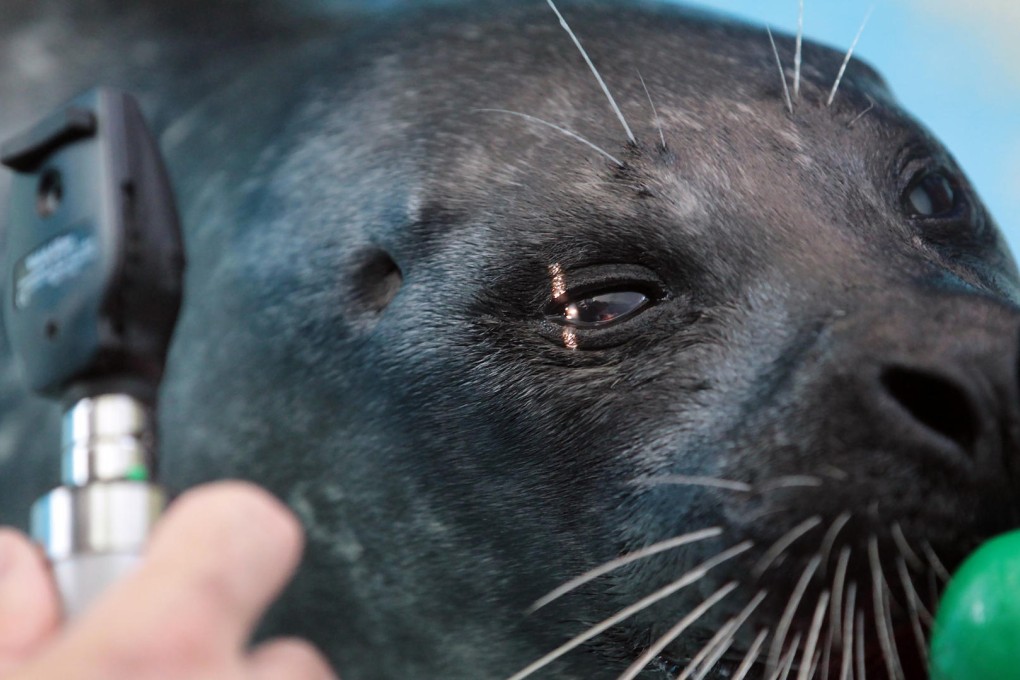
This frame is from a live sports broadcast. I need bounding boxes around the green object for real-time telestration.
[931,529,1020,680]
[124,463,149,482]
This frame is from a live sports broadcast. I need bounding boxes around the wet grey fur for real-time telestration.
[2,1,1020,678]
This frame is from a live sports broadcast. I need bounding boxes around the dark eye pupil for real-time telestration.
[562,291,649,327]
[907,172,956,217]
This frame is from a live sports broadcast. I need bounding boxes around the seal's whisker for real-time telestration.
[636,70,666,150]
[527,526,724,613]
[685,624,740,680]
[819,512,853,574]
[898,558,930,671]
[854,610,866,680]
[868,537,904,680]
[820,628,833,680]
[766,26,794,115]
[926,568,939,614]
[689,627,740,680]
[756,475,824,492]
[881,587,905,676]
[793,0,804,100]
[544,0,636,144]
[819,465,849,481]
[839,583,857,680]
[826,4,876,107]
[846,94,875,129]
[632,474,752,492]
[733,628,771,680]
[766,554,822,672]
[616,582,739,680]
[830,547,851,651]
[890,523,925,572]
[797,590,830,680]
[894,556,933,626]
[920,539,951,582]
[472,108,624,167]
[773,633,802,680]
[505,541,753,680]
[680,590,768,680]
[755,516,823,576]
[808,649,823,680]
[824,548,851,680]
[882,580,906,679]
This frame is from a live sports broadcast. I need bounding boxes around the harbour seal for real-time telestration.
[1,1,1019,678]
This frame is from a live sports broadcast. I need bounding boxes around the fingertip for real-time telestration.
[248,637,339,680]
[0,528,61,671]
[159,481,304,562]
[0,528,25,575]
[80,481,307,655]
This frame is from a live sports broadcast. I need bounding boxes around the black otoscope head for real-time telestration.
[1,88,184,405]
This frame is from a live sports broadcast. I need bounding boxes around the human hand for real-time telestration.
[0,482,337,679]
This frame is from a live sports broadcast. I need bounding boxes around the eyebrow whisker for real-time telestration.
[637,69,667,150]
[766,26,794,115]
[794,0,805,100]
[545,0,637,144]
[472,108,624,167]
[827,4,876,107]
[847,94,875,128]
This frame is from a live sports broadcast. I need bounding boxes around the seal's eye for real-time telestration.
[904,171,959,218]
[555,290,650,328]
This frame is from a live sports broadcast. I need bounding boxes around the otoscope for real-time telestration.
[1,88,184,618]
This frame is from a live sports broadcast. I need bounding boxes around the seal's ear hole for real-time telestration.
[350,249,403,314]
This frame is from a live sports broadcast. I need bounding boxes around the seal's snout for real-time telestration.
[691,301,1020,680]
[718,296,1020,645]
[803,297,1020,486]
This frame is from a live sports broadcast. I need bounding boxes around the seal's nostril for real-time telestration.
[880,366,980,455]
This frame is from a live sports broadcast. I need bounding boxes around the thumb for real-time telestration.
[52,481,305,673]
[0,529,61,675]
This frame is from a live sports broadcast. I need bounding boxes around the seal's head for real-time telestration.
[4,0,1016,678]
[153,1,1020,677]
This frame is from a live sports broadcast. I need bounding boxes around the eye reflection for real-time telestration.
[906,171,957,218]
[562,327,578,350]
[549,263,575,350]
[548,263,567,300]
[562,291,650,327]
[546,264,655,349]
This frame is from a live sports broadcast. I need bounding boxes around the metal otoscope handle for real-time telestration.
[1,88,184,617]
[32,395,166,618]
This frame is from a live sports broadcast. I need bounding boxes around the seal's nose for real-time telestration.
[879,364,982,458]
[807,295,1020,479]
